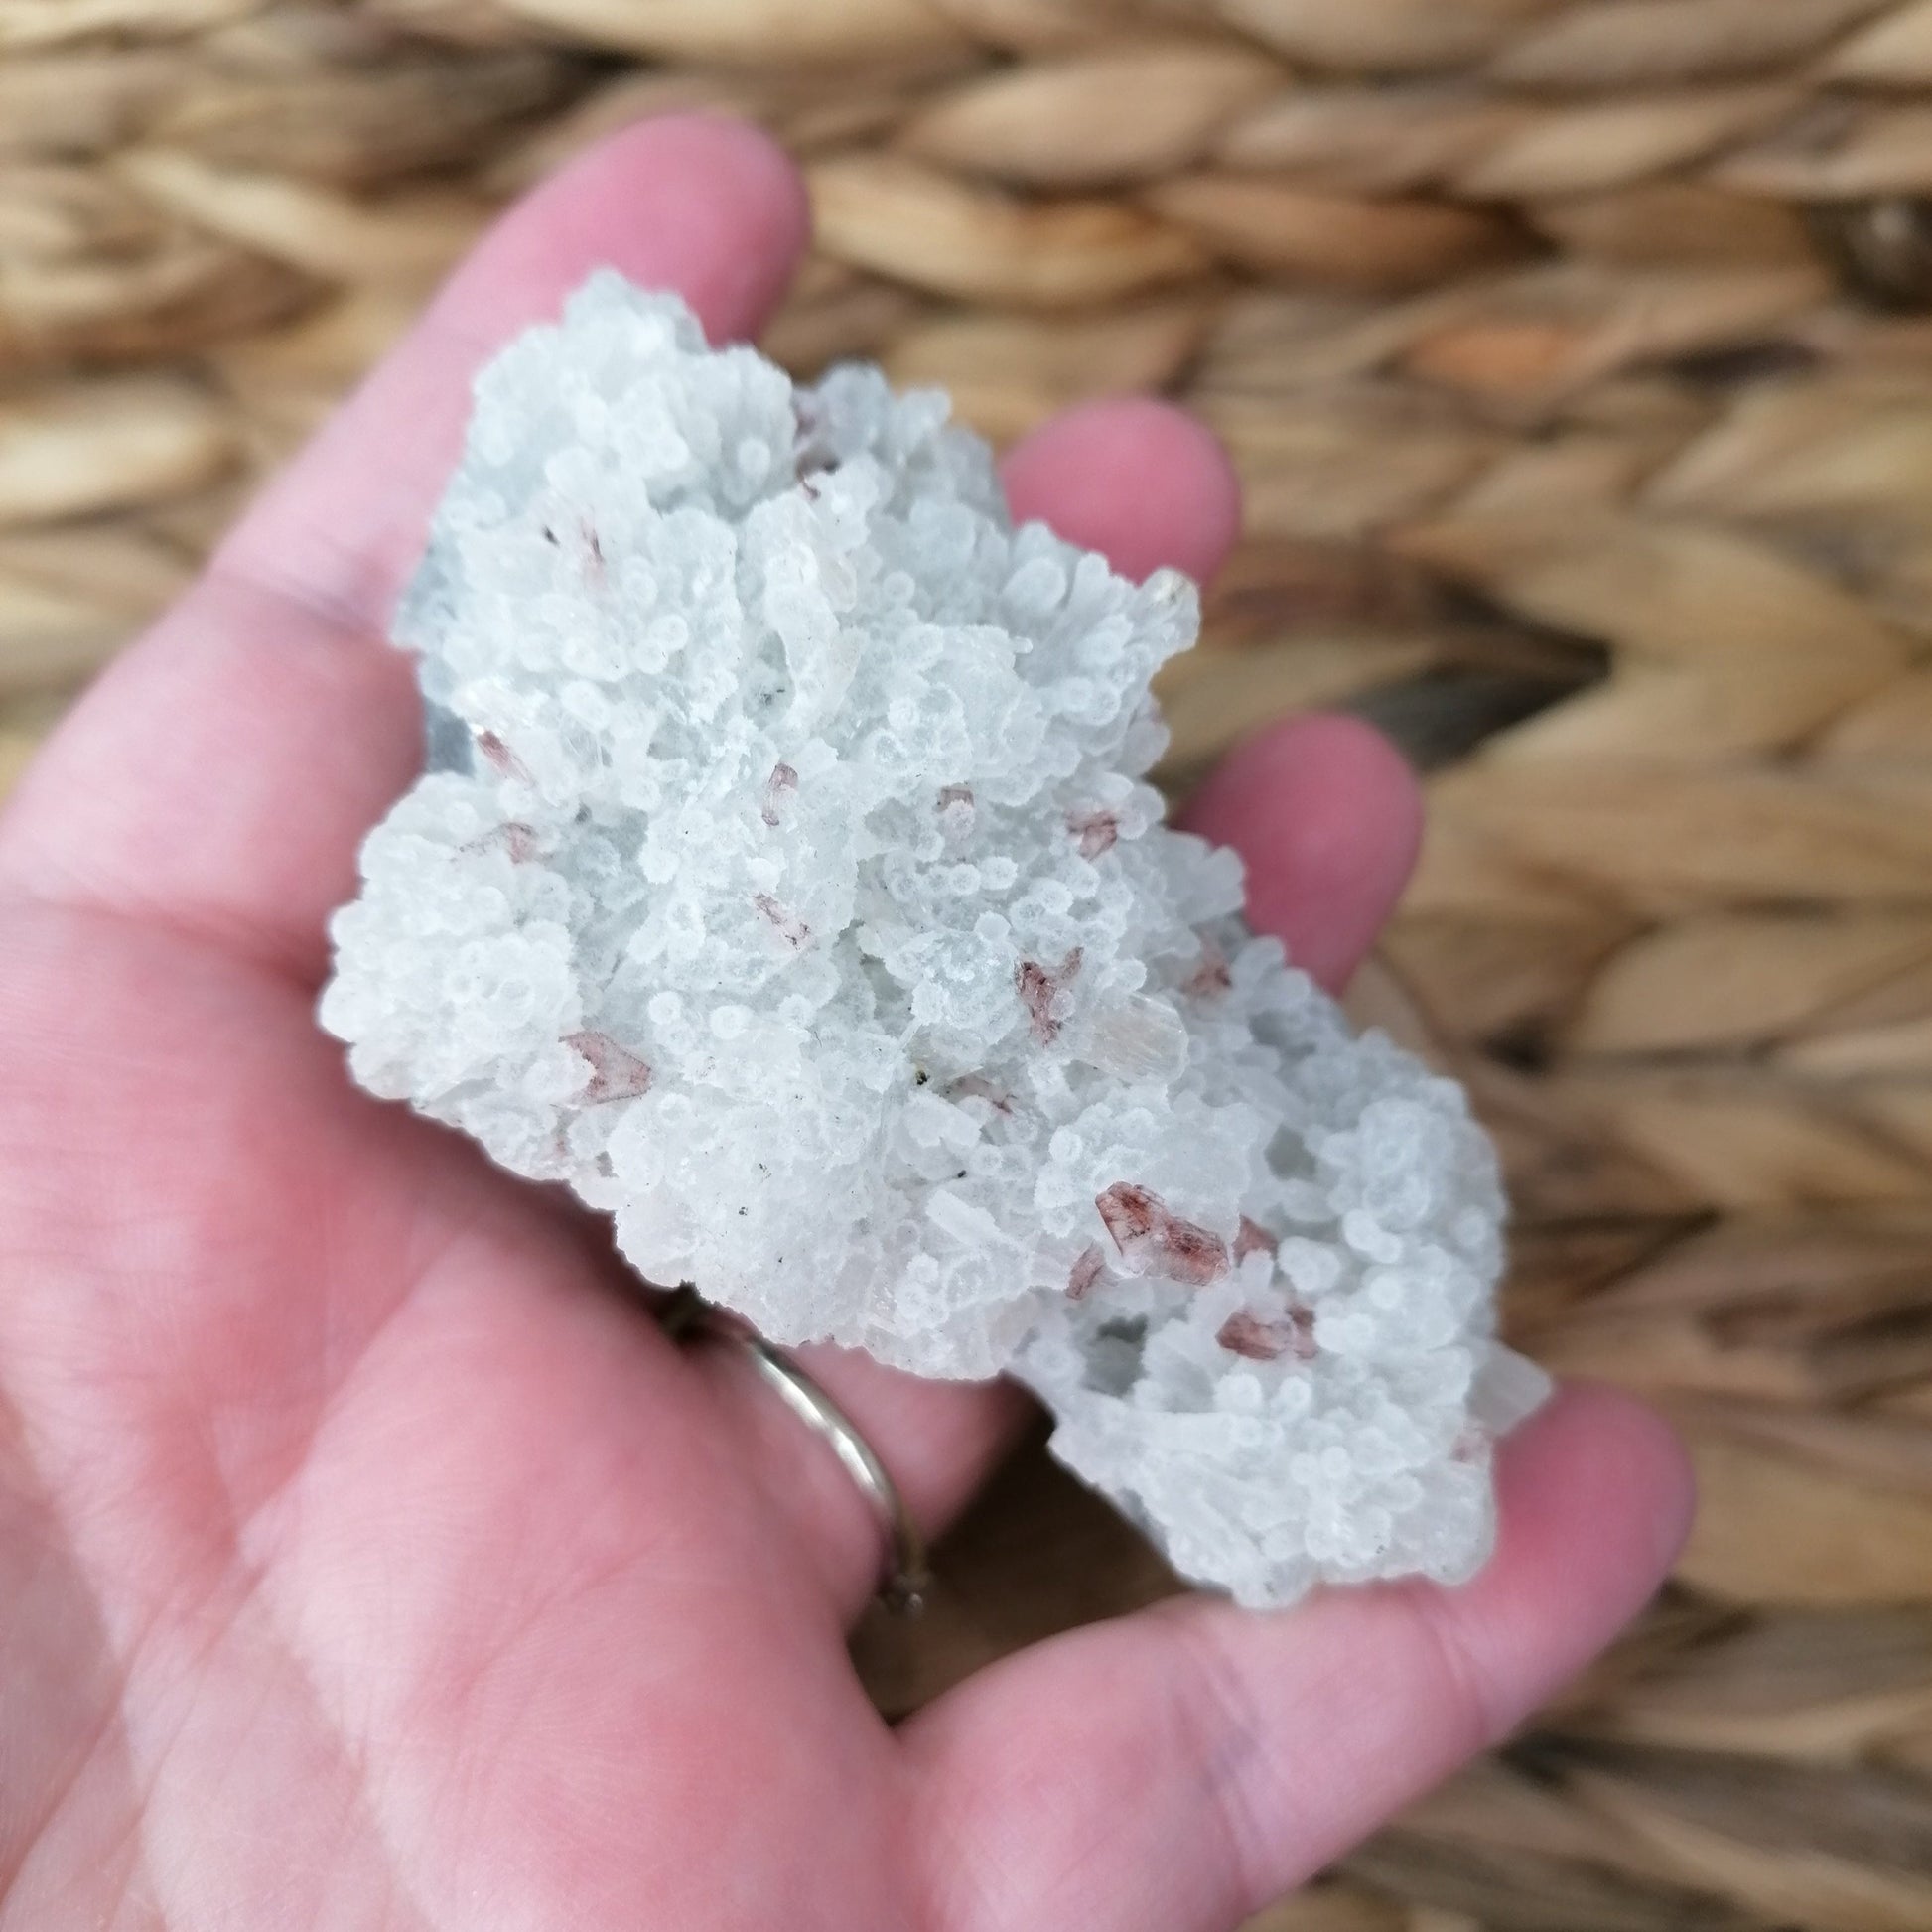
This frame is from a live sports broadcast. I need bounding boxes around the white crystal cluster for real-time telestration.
[321,273,1545,1607]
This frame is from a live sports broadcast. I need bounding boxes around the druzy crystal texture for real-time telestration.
[321,272,1546,1607]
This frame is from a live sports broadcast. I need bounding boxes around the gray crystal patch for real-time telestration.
[422,696,475,775]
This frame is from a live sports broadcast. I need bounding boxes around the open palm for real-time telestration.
[0,119,1691,1931]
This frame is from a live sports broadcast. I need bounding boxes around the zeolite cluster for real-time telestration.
[321,272,1546,1607]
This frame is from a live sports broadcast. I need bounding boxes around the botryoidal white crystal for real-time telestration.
[321,272,1548,1608]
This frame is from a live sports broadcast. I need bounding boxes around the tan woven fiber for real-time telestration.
[17,2,1932,1926]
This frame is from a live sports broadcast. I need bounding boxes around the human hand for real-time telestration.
[0,117,1692,1931]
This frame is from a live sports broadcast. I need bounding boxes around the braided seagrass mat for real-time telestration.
[16,1,1932,1924]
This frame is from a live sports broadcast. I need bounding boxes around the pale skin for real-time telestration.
[0,119,1694,1931]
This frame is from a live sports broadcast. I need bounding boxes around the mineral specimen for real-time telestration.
[320,272,1546,1607]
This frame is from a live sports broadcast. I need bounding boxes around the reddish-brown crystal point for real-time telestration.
[1068,807,1119,860]
[463,821,540,863]
[1068,1244,1106,1300]
[476,730,531,782]
[753,893,809,949]
[1017,947,1082,1044]
[1216,1311,1291,1360]
[1234,1216,1278,1262]
[565,1030,654,1103]
[1095,1181,1230,1286]
[761,762,799,827]
[950,1073,1014,1114]
[1183,936,1232,997]
[1215,1305,1315,1362]
[1096,1180,1159,1248]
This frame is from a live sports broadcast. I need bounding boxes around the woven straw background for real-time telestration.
[14,1,1932,1925]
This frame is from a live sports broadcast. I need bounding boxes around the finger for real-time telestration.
[1180,712,1423,994]
[694,402,1243,1620]
[0,115,811,977]
[902,1384,1695,1932]
[1001,399,1242,587]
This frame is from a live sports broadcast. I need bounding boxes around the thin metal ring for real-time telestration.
[660,1288,931,1616]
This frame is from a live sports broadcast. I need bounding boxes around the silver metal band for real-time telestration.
[660,1288,930,1615]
